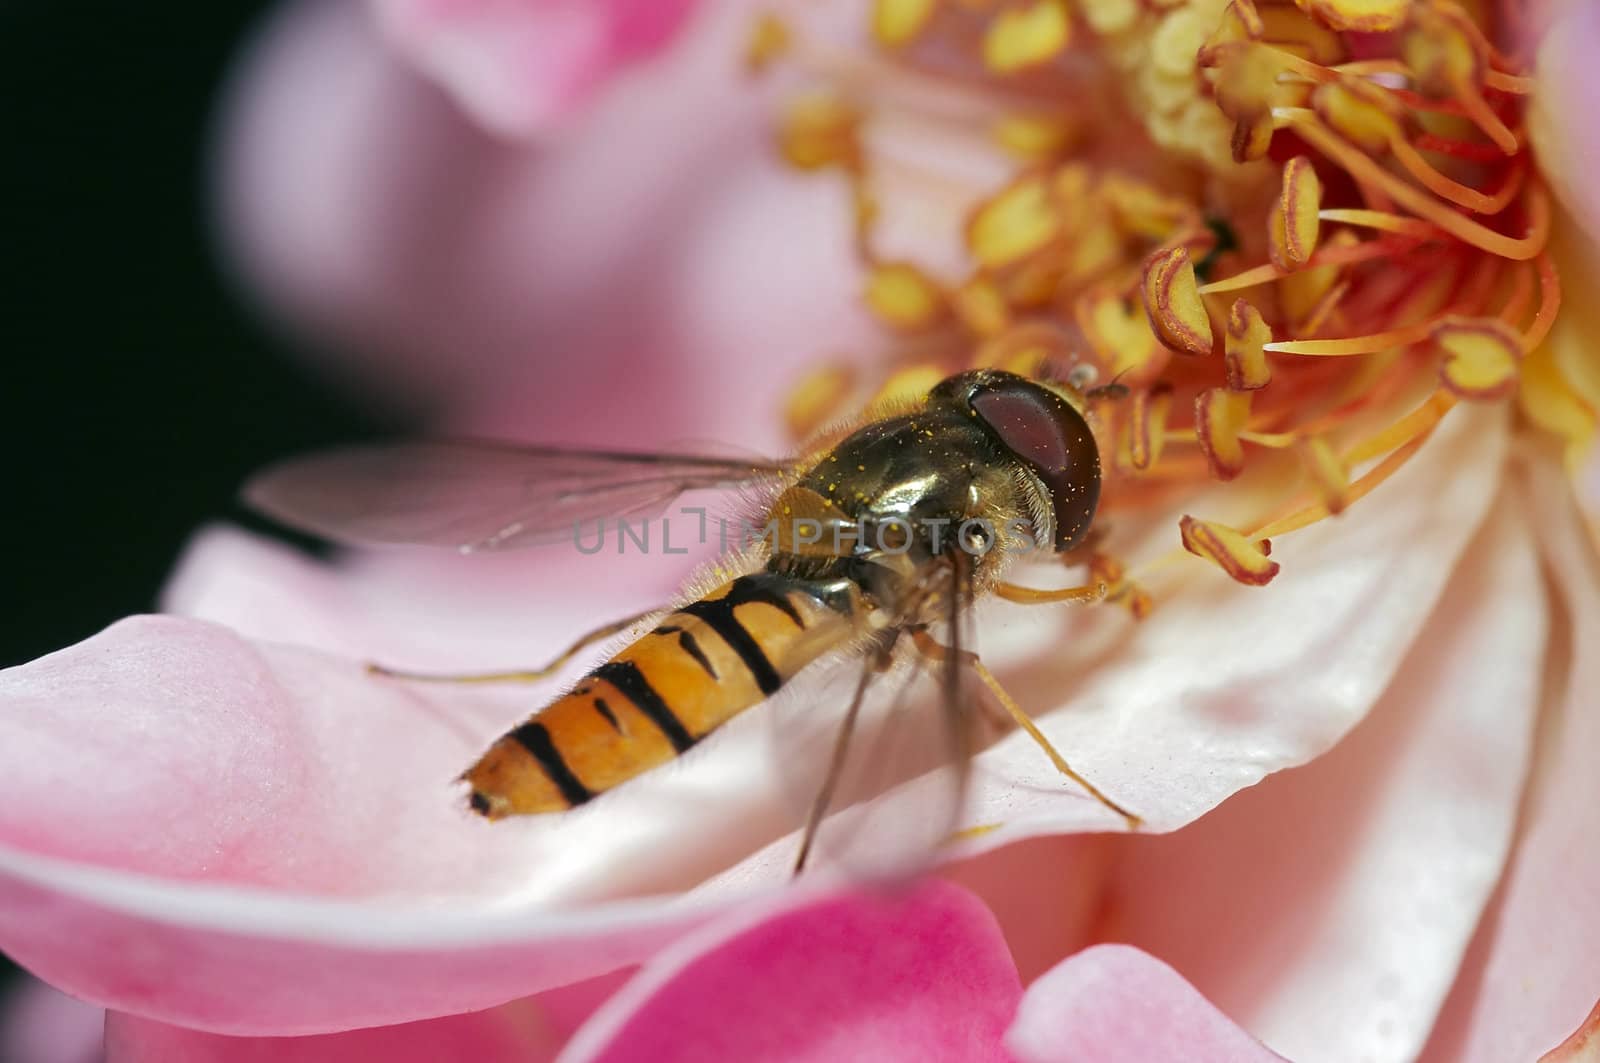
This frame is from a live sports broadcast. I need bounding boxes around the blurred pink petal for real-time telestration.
[1005,945,1283,1063]
[214,0,873,442]
[1085,494,1545,1062]
[1421,452,1600,1062]
[108,1001,543,1063]
[559,882,1020,1063]
[371,0,699,138]
[104,968,628,1062]
[161,524,695,671]
[0,977,104,1063]
[1534,2,1600,248]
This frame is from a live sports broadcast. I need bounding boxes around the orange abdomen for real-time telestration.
[463,573,860,818]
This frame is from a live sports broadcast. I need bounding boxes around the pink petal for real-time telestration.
[372,0,699,138]
[107,1003,543,1063]
[103,968,629,1062]
[214,0,873,441]
[1071,492,1546,1062]
[1005,945,1284,1063]
[0,616,733,1033]
[708,405,1512,882]
[161,524,694,670]
[1421,451,1600,1062]
[558,881,1021,1063]
[0,977,105,1063]
[1533,3,1600,249]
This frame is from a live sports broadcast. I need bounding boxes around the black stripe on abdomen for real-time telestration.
[678,599,781,694]
[594,661,697,753]
[653,624,719,680]
[509,721,592,806]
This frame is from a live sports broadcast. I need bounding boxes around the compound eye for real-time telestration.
[969,380,1101,551]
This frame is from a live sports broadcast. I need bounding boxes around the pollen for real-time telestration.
[764,0,1572,596]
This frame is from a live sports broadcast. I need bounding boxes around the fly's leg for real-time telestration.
[999,551,1153,619]
[367,609,660,684]
[792,636,899,877]
[908,630,1141,830]
[993,581,1107,604]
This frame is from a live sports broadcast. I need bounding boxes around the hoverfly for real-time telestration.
[247,368,1140,872]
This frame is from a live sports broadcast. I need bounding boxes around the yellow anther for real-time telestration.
[1195,387,1252,480]
[869,365,950,410]
[1279,228,1357,327]
[973,322,1073,375]
[1141,246,1214,357]
[1224,299,1273,390]
[1400,4,1482,99]
[1101,174,1198,241]
[1151,7,1214,79]
[1268,156,1323,272]
[1124,385,1173,471]
[1519,345,1598,474]
[952,276,1011,337]
[778,92,861,170]
[1079,0,1138,35]
[1199,0,1264,64]
[1179,515,1280,585]
[874,0,940,47]
[1311,79,1403,155]
[967,174,1062,269]
[982,0,1071,75]
[1077,288,1170,383]
[744,13,791,74]
[993,113,1077,160]
[864,262,946,331]
[785,363,857,440]
[1256,4,1343,64]
[1206,42,1297,161]
[1291,0,1409,33]
[1296,436,1349,514]
[1003,257,1066,309]
[1434,317,1525,401]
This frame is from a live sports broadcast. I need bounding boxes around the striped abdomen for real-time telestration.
[463,573,861,818]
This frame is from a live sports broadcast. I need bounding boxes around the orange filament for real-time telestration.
[1285,114,1549,260]
[1198,235,1423,294]
[1390,139,1524,213]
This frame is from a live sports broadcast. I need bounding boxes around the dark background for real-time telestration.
[1,2,395,995]
[1,2,397,673]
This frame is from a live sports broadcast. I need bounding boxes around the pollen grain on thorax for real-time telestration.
[754,0,1590,601]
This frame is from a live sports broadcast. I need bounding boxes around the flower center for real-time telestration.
[759,0,1572,601]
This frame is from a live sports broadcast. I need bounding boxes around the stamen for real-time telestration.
[1283,114,1549,260]
[1389,138,1523,213]
[767,0,1557,599]
[1263,318,1437,356]
[1141,246,1215,356]
[1199,234,1420,293]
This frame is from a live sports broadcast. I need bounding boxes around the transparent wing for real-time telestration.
[243,440,787,552]
[768,557,978,881]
